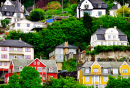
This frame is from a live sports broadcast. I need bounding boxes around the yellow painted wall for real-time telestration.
[120,62,130,75]
[56,63,62,70]
[79,69,83,84]
[49,55,55,60]
[91,62,101,74]
[84,76,92,84]
[100,76,107,84]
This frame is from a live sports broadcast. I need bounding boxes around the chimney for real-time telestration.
[2,36,5,41]
[19,37,21,41]
[1,2,3,7]
[64,41,68,47]
[78,49,80,53]
[114,26,117,29]
[99,25,102,29]
[40,55,42,60]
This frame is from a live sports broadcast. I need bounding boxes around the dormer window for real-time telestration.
[19,66,23,71]
[98,4,102,8]
[84,5,89,9]
[49,67,53,72]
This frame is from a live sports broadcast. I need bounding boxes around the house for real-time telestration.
[78,61,130,88]
[90,26,129,50]
[0,37,34,81]
[0,0,25,26]
[9,19,44,33]
[49,41,78,71]
[5,58,58,84]
[109,2,130,16]
[77,0,107,18]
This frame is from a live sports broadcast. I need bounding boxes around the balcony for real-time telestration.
[9,50,24,54]
[91,72,101,75]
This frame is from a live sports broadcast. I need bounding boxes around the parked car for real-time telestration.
[60,70,68,73]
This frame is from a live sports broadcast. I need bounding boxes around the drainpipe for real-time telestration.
[78,7,80,18]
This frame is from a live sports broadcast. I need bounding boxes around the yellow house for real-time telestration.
[78,61,130,88]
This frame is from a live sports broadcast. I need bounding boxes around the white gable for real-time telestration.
[16,19,34,24]
[4,0,13,5]
[80,0,93,9]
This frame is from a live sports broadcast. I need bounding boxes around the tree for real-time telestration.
[43,76,92,88]
[104,0,129,6]
[115,5,130,16]
[7,67,42,88]
[1,19,10,28]
[69,0,78,4]
[106,75,130,88]
[46,1,62,10]
[30,8,45,21]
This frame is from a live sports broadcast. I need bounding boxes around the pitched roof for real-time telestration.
[110,4,118,10]
[0,40,34,48]
[77,0,107,9]
[56,43,78,49]
[82,61,127,68]
[93,27,127,41]
[12,59,58,73]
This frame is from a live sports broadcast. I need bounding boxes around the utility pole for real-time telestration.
[123,0,124,17]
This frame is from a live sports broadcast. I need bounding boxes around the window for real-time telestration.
[103,69,108,73]
[38,67,42,72]
[17,14,21,18]
[56,49,62,54]
[19,66,23,71]
[43,67,46,72]
[94,68,98,72]
[9,48,14,51]
[113,35,116,39]
[85,68,89,73]
[108,35,111,39]
[0,62,2,66]
[17,48,22,51]
[92,76,99,81]
[108,42,111,45]
[111,30,113,32]
[84,5,89,9]
[17,23,20,27]
[1,47,7,51]
[6,12,10,16]
[17,55,21,59]
[98,11,102,16]
[1,54,7,58]
[113,69,118,74]
[121,43,124,45]
[69,49,73,53]
[27,24,30,27]
[9,55,14,59]
[101,42,103,45]
[49,67,53,72]
[43,76,45,80]
[113,42,115,45]
[4,62,7,66]
[34,61,36,65]
[104,77,108,82]
[25,55,31,59]
[123,69,128,73]
[98,4,102,8]
[25,48,31,52]
[56,55,63,60]
[83,11,92,15]
[86,76,89,82]
[37,62,40,65]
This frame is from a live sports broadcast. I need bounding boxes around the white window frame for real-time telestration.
[43,76,45,80]
[94,68,98,72]
[37,61,40,65]
[43,67,46,72]
[108,35,111,39]
[49,67,53,72]
[34,61,36,65]
[103,69,108,73]
[37,67,42,72]
[17,55,22,59]
[98,11,102,16]
[86,76,89,82]
[17,23,20,27]
[113,35,116,39]
[104,77,108,82]
[85,68,89,73]
[9,55,14,59]
[113,41,115,45]
[27,24,30,27]
[113,69,118,74]
[19,66,23,71]
[123,69,128,73]
[101,42,103,45]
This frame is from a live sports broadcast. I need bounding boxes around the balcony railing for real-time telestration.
[91,72,101,75]
[9,50,24,54]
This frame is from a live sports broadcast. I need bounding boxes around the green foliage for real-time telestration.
[62,58,76,72]
[46,1,61,10]
[86,45,130,55]
[43,76,91,88]
[69,0,78,4]
[106,75,130,88]
[21,0,34,7]
[7,67,42,88]
[115,6,130,16]
[104,0,129,6]
[103,0,114,13]
[30,8,45,21]
[1,19,10,28]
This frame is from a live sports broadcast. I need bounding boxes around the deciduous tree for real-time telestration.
[1,19,9,28]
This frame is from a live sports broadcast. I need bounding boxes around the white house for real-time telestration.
[77,0,107,18]
[90,26,129,51]
[0,0,25,26]
[109,2,130,16]
[0,37,34,73]
[9,19,44,33]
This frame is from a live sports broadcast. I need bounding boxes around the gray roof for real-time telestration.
[77,0,107,9]
[110,4,118,10]
[56,43,78,49]
[12,59,58,73]
[0,40,34,48]
[93,27,127,41]
[82,61,127,68]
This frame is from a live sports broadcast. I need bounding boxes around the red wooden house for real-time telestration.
[5,58,58,84]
